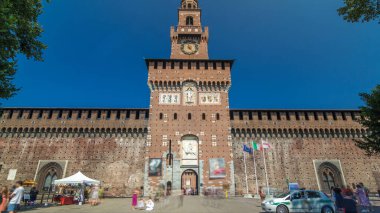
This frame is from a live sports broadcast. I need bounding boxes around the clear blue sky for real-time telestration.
[3,0,380,109]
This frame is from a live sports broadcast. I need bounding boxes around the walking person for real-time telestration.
[7,181,24,213]
[259,186,266,202]
[90,184,100,206]
[29,187,38,204]
[355,184,371,212]
[131,188,139,210]
[0,186,9,213]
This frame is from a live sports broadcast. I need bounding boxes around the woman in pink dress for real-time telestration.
[0,186,9,212]
[131,188,139,210]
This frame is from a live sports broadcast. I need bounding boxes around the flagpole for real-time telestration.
[261,139,270,195]
[243,145,249,195]
[252,141,259,196]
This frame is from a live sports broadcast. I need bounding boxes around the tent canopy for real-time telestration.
[53,172,100,185]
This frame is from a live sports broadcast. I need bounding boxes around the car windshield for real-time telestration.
[274,192,290,198]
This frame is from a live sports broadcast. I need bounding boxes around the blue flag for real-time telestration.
[243,144,253,154]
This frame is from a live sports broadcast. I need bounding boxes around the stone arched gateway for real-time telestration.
[317,162,344,193]
[36,162,64,191]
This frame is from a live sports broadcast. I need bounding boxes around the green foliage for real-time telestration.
[0,0,49,99]
[355,85,380,156]
[338,0,380,23]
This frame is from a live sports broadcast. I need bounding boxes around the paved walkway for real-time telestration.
[23,196,380,213]
[23,197,262,213]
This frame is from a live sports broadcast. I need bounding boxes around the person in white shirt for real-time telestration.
[7,181,25,213]
[145,197,154,211]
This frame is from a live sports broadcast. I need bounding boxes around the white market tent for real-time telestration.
[53,172,100,185]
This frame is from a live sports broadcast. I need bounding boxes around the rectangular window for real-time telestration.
[162,61,166,69]
[126,110,130,119]
[213,62,217,70]
[77,110,82,120]
[286,112,291,121]
[179,62,183,69]
[258,112,262,120]
[248,112,253,120]
[37,110,43,119]
[295,112,300,121]
[154,61,158,69]
[136,111,140,120]
[87,111,92,119]
[350,112,356,121]
[27,110,33,119]
[333,112,337,120]
[276,112,281,120]
[116,111,121,120]
[239,112,243,120]
[230,111,234,120]
[171,62,175,69]
[267,112,272,120]
[222,62,225,70]
[205,62,209,70]
[57,110,63,120]
[342,112,347,120]
[0,110,3,119]
[7,110,13,119]
[145,110,149,119]
[196,62,200,70]
[304,112,309,121]
[48,110,53,119]
[188,62,191,69]
[17,110,23,119]
[106,111,111,120]
[67,111,72,120]
[97,110,102,120]
[314,112,319,121]
[323,112,328,120]
[202,113,206,120]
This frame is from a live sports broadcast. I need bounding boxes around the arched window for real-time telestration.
[202,113,206,120]
[186,16,194,26]
[43,172,57,191]
[216,113,220,120]
[174,113,178,120]
[322,170,336,190]
[159,113,163,120]
[188,113,192,120]
[188,3,192,9]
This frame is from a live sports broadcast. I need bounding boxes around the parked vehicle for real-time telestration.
[261,190,335,213]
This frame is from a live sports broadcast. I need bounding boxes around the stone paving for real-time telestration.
[23,196,380,213]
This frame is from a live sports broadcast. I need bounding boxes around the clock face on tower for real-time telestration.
[181,40,199,55]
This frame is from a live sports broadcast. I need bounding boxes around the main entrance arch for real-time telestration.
[181,169,198,195]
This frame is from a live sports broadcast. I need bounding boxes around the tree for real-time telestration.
[338,0,380,23]
[355,85,380,156]
[0,0,49,99]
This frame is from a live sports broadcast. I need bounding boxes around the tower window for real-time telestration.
[188,113,192,120]
[7,110,13,119]
[171,62,175,69]
[342,112,347,120]
[116,111,121,120]
[314,112,319,121]
[323,112,328,120]
[239,112,243,120]
[196,62,200,69]
[188,4,192,9]
[188,62,192,69]
[126,110,130,119]
[205,62,209,70]
[222,62,225,70]
[286,112,291,120]
[248,112,253,120]
[213,62,217,70]
[202,113,206,120]
[179,62,183,69]
[216,113,220,120]
[267,112,272,120]
[17,110,23,119]
[304,112,309,121]
[162,61,166,69]
[186,16,194,26]
[174,113,177,120]
[136,111,140,120]
[48,110,53,119]
[276,112,281,120]
[258,112,262,120]
[333,112,337,120]
[106,110,111,120]
[159,113,163,120]
[27,110,33,119]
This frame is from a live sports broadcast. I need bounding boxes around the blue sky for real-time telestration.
[3,0,380,109]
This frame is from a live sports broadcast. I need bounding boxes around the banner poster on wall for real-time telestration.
[209,158,226,179]
[149,158,162,177]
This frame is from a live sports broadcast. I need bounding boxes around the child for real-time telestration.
[145,196,154,211]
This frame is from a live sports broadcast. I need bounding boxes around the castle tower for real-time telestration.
[170,0,209,59]
[144,0,234,195]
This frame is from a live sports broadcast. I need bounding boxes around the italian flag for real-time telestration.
[252,141,260,151]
